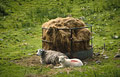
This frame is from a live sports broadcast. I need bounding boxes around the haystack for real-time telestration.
[42,17,91,54]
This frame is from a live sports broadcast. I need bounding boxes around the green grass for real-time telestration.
[0,0,120,77]
[0,60,51,77]
[54,65,120,77]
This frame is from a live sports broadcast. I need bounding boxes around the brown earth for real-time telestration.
[14,55,41,67]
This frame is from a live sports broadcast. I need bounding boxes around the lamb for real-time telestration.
[36,49,68,65]
[54,56,83,68]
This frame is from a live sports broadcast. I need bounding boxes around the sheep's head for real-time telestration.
[36,49,45,56]
[59,56,66,63]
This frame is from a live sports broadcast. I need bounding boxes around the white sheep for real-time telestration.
[54,56,83,68]
[36,49,68,65]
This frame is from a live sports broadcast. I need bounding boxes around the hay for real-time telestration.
[42,17,91,54]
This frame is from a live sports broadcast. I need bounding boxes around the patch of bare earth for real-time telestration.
[14,54,113,77]
[14,55,41,66]
[13,55,84,76]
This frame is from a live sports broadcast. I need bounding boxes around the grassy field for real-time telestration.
[0,0,120,77]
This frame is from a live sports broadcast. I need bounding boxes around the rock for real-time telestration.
[104,56,109,59]
[22,43,28,45]
[95,52,100,56]
[103,37,106,40]
[84,62,88,65]
[96,60,101,64]
[0,39,3,41]
[28,53,31,56]
[114,35,119,39]
[112,34,119,39]
[103,54,106,57]
[79,16,85,20]
[103,55,109,59]
[114,54,120,58]
[109,42,113,44]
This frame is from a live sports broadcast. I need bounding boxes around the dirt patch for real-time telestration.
[13,54,96,67]
[13,55,109,77]
[13,53,103,67]
[14,55,84,77]
[14,55,41,67]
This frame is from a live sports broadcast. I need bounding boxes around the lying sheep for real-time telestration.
[36,49,68,65]
[54,56,83,68]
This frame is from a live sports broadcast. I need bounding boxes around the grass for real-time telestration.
[54,65,120,77]
[0,0,120,77]
[0,60,51,77]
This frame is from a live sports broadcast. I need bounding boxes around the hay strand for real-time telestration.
[42,17,91,54]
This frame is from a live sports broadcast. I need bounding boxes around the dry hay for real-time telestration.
[42,17,91,54]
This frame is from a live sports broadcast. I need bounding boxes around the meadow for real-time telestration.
[0,0,120,77]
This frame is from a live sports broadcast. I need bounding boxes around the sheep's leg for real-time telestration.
[54,64,64,68]
[39,57,43,64]
[59,65,64,68]
[40,60,43,64]
[54,65,64,68]
[40,59,45,64]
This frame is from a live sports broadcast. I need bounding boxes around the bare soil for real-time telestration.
[14,55,41,67]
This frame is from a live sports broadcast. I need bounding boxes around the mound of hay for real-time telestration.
[42,17,91,54]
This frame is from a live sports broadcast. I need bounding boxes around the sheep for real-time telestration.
[36,49,68,65]
[54,56,83,68]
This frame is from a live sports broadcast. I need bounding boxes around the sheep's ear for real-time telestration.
[42,50,44,53]
[41,50,46,55]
